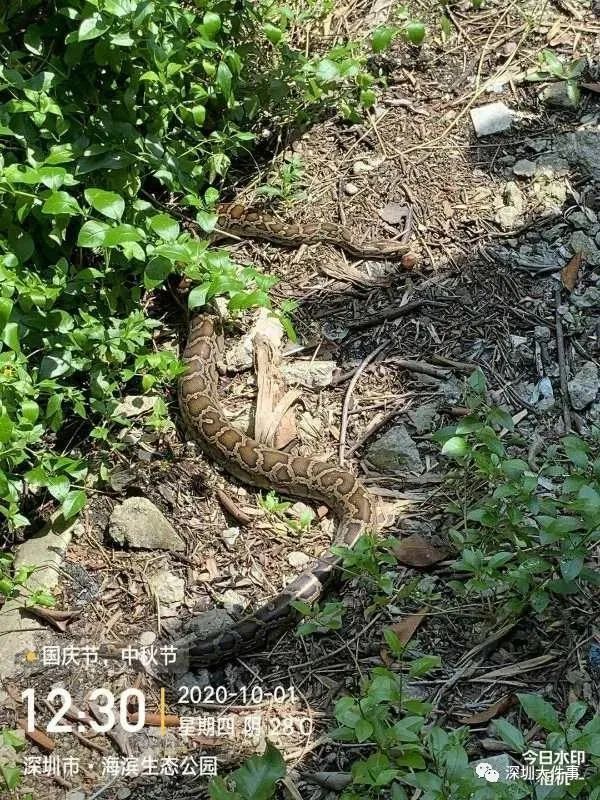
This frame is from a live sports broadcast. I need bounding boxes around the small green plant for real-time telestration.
[524,50,587,105]
[258,490,314,534]
[291,598,344,635]
[0,729,26,794]
[208,741,285,800]
[255,156,306,203]
[0,553,54,608]
[333,533,400,607]
[434,370,600,616]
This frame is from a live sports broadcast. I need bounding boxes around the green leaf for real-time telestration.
[264,23,282,44]
[208,777,242,800]
[76,13,109,42]
[148,214,180,242]
[404,21,426,45]
[77,219,110,247]
[354,718,373,742]
[62,490,86,520]
[517,693,561,732]
[0,764,22,791]
[39,350,73,378]
[493,718,525,751]
[41,191,82,216]
[231,742,286,800]
[441,436,468,458]
[203,11,221,37]
[216,62,232,98]
[84,188,125,220]
[47,475,71,502]
[371,26,397,53]
[0,297,13,330]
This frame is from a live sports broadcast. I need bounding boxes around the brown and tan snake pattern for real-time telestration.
[212,203,410,259]
[178,315,384,665]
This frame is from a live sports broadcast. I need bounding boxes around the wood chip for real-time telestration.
[455,694,516,724]
[561,252,582,292]
[392,533,449,567]
[386,609,426,645]
[18,719,55,751]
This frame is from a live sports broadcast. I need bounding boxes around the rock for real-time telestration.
[512,159,536,177]
[222,589,248,613]
[113,395,159,418]
[148,568,185,605]
[109,497,185,551]
[352,156,384,174]
[535,154,570,178]
[494,181,524,230]
[0,513,81,679]
[571,286,600,308]
[221,527,240,549]
[344,182,359,195]
[470,101,515,136]
[570,231,600,266]
[539,81,579,109]
[555,131,600,181]
[66,792,87,800]
[533,377,555,411]
[288,551,311,568]
[568,210,595,231]
[534,325,551,341]
[378,202,409,225]
[139,631,156,646]
[365,424,423,473]
[281,360,336,388]
[184,608,234,639]
[225,308,284,371]
[568,362,599,410]
[407,402,439,434]
[117,790,132,800]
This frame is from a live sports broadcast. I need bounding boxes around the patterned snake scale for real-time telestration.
[178,315,384,665]
[213,203,410,259]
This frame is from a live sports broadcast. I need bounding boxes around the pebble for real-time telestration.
[288,551,311,568]
[344,181,359,195]
[568,362,599,410]
[470,101,515,137]
[513,159,536,177]
[221,527,241,549]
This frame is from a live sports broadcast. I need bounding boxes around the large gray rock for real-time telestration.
[365,424,423,473]
[556,131,600,181]
[568,362,599,410]
[109,497,185,551]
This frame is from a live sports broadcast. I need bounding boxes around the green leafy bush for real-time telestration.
[0,0,375,531]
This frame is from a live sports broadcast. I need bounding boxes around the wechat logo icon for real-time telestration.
[475,762,500,783]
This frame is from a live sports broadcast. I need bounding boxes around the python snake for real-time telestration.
[212,203,410,259]
[178,315,384,665]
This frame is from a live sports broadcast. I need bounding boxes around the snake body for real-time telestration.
[213,203,410,259]
[178,315,381,665]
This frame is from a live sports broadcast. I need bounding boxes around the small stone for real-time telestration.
[568,362,599,410]
[66,792,87,800]
[534,377,555,411]
[109,497,185,551]
[113,395,159,418]
[534,325,551,341]
[148,568,185,605]
[288,501,314,520]
[281,360,336,388]
[139,631,156,646]
[571,286,600,308]
[495,205,522,230]
[378,202,409,225]
[365,424,423,473]
[344,181,359,195]
[570,231,600,266]
[539,81,579,109]
[117,790,132,800]
[568,211,594,231]
[407,403,439,434]
[221,527,240,549]
[184,608,234,639]
[288,551,311,568]
[470,102,514,137]
[513,159,536,177]
[222,589,248,613]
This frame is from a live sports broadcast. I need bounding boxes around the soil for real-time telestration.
[1,0,599,798]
